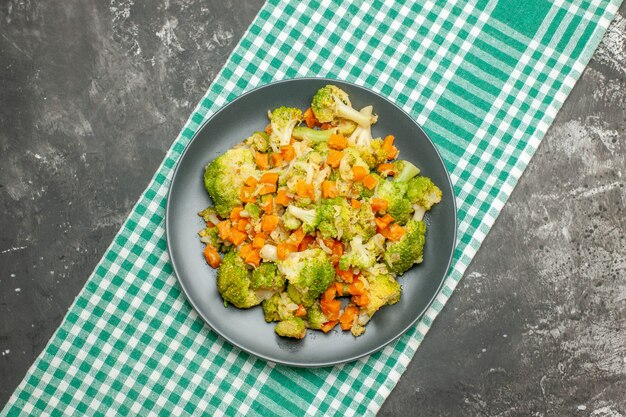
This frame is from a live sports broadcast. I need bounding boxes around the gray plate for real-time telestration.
[166,78,457,367]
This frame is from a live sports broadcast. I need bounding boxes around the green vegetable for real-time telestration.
[269,106,303,149]
[204,148,258,217]
[277,249,335,307]
[311,85,374,126]
[275,317,307,339]
[384,220,427,275]
[216,252,261,308]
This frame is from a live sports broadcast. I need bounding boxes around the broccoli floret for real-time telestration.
[361,272,401,317]
[339,235,385,270]
[305,302,328,330]
[292,126,333,143]
[311,85,374,127]
[269,106,303,149]
[317,197,351,240]
[250,262,285,292]
[351,181,375,200]
[384,220,427,275]
[244,131,271,153]
[244,203,260,218]
[216,252,261,308]
[262,292,298,322]
[358,138,387,169]
[345,201,376,242]
[337,118,358,136]
[199,226,226,252]
[394,160,420,182]
[407,176,442,210]
[198,206,222,225]
[277,249,335,307]
[204,148,258,217]
[376,180,412,225]
[275,317,306,339]
[286,205,320,233]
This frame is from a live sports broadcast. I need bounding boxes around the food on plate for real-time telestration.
[197,84,442,339]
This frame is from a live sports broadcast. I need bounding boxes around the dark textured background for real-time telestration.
[1,1,624,415]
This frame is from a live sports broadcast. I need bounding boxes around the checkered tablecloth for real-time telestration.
[2,0,621,415]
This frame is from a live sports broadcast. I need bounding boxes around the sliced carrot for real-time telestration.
[295,304,307,317]
[321,321,338,333]
[336,266,354,283]
[244,176,258,187]
[350,198,362,209]
[322,180,338,198]
[235,218,249,232]
[352,293,369,307]
[382,135,395,149]
[239,243,254,259]
[203,245,221,268]
[275,189,291,206]
[335,282,344,296]
[371,198,388,213]
[328,133,348,150]
[375,217,389,232]
[298,235,315,251]
[240,186,257,203]
[362,174,378,190]
[326,149,344,168]
[349,279,365,296]
[377,163,395,176]
[386,223,406,241]
[252,234,265,249]
[270,152,283,167]
[216,220,231,240]
[280,145,296,162]
[262,196,273,214]
[340,305,359,330]
[331,241,343,265]
[303,107,317,128]
[380,214,394,225]
[321,299,341,321]
[254,151,270,170]
[388,147,399,159]
[230,206,244,220]
[295,180,315,199]
[259,172,279,184]
[244,249,261,267]
[352,166,367,181]
[323,285,337,302]
[286,227,306,247]
[261,215,279,233]
[320,123,332,130]
[258,184,277,195]
[277,243,292,260]
[264,124,272,135]
[229,229,247,246]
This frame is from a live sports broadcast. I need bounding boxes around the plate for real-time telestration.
[166,78,457,367]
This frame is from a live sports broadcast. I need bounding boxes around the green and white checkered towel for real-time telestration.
[2,0,621,415]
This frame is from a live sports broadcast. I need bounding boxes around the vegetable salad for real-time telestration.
[198,85,442,339]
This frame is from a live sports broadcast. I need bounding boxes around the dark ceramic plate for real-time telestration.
[166,78,457,367]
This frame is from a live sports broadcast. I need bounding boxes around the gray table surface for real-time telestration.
[1,1,624,415]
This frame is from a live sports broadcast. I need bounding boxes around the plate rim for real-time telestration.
[165,77,458,367]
